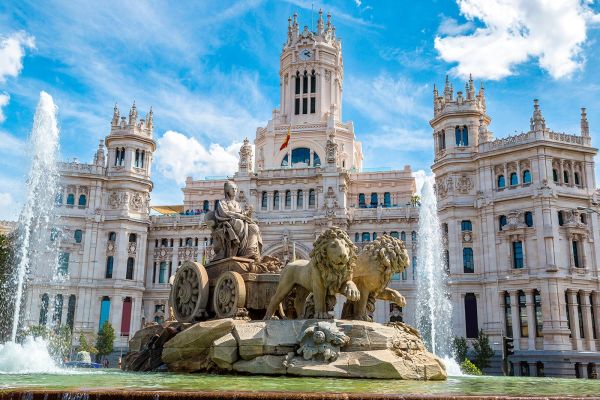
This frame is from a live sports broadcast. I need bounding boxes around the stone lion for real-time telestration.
[264,227,360,320]
[341,234,409,321]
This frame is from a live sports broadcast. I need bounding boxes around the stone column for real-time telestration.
[580,290,595,351]
[510,291,521,350]
[291,191,297,210]
[593,291,600,340]
[567,289,582,350]
[526,289,536,349]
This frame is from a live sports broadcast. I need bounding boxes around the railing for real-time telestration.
[150,214,206,225]
[58,161,104,175]
[481,129,591,153]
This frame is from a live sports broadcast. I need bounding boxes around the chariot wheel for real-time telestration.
[170,261,209,322]
[213,271,247,318]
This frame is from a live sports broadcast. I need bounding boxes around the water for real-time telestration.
[0,338,59,374]
[415,176,453,359]
[0,371,598,397]
[10,91,61,341]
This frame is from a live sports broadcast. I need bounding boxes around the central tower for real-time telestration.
[280,10,343,125]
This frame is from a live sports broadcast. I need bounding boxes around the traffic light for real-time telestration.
[503,336,514,357]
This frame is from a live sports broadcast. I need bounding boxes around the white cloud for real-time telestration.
[0,192,18,221]
[0,31,35,83]
[0,129,26,155]
[435,0,600,80]
[0,93,9,123]
[154,130,245,184]
[354,0,362,6]
[437,15,474,35]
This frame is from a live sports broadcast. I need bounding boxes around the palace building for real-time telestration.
[24,11,600,378]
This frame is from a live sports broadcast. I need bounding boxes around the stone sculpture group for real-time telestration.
[124,181,447,380]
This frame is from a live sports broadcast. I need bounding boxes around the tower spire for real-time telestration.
[581,107,589,137]
[112,103,120,127]
[129,101,138,126]
[443,75,453,101]
[317,8,324,35]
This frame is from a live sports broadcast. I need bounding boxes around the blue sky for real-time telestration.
[0,0,599,219]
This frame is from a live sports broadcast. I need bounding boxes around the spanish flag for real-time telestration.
[280,126,291,151]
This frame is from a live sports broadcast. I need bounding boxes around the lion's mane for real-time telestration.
[361,235,409,299]
[310,227,357,294]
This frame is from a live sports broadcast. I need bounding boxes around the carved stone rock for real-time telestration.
[233,355,287,375]
[210,333,238,370]
[162,318,234,364]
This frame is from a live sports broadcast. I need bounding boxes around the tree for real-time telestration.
[96,321,115,362]
[460,359,482,376]
[77,333,98,355]
[452,336,468,363]
[410,194,421,207]
[472,329,495,371]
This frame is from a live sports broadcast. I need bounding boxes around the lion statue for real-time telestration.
[341,234,409,321]
[264,227,360,320]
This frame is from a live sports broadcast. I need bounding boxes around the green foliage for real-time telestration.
[95,321,115,359]
[22,325,73,360]
[77,333,98,355]
[460,359,482,376]
[452,336,468,363]
[472,329,495,371]
[410,194,421,206]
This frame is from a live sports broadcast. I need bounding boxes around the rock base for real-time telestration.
[124,319,446,380]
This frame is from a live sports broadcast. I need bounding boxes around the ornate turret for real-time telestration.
[581,107,589,137]
[433,75,487,118]
[530,99,546,132]
[94,139,106,167]
[109,102,153,137]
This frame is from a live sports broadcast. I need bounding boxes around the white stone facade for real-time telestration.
[23,12,600,377]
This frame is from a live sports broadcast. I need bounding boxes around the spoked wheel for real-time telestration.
[170,261,209,322]
[213,271,247,318]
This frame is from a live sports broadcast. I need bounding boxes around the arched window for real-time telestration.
[564,170,569,184]
[297,190,303,208]
[285,190,291,208]
[462,126,468,146]
[400,231,406,241]
[53,294,63,325]
[292,148,310,166]
[108,231,116,241]
[295,71,300,95]
[135,149,140,168]
[310,70,316,93]
[534,290,543,337]
[558,210,564,226]
[303,70,308,94]
[313,152,321,166]
[67,295,76,331]
[58,252,69,275]
[464,293,478,338]
[105,256,114,278]
[126,257,135,280]
[574,172,581,186]
[373,232,378,241]
[121,297,132,336]
[261,192,267,209]
[203,200,209,212]
[497,175,505,189]
[444,250,450,273]
[573,240,581,268]
[412,256,417,280]
[159,261,167,283]
[99,296,110,331]
[39,293,49,326]
[55,192,63,205]
[504,292,513,338]
[273,191,280,209]
[552,169,559,182]
[455,126,461,146]
[309,189,316,208]
[525,211,533,227]
[161,238,168,247]
[370,193,378,207]
[510,172,518,186]
[185,237,193,246]
[358,193,366,208]
[499,215,507,231]
[383,192,391,207]
[518,290,528,337]
[455,125,468,146]
[390,231,399,239]
[74,229,83,244]
[523,170,532,184]
[512,241,524,269]
[129,233,137,243]
[362,232,370,242]
[281,154,289,167]
[354,233,359,242]
[411,231,417,241]
[114,148,120,166]
[463,247,474,273]
[461,220,472,231]
[67,193,75,205]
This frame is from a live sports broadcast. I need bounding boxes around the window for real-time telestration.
[129,233,137,243]
[565,291,572,337]
[126,257,134,280]
[285,190,291,208]
[39,293,49,326]
[384,192,391,207]
[309,189,315,208]
[523,170,532,184]
[310,70,316,93]
[444,250,450,273]
[55,192,63,205]
[161,238,168,247]
[370,193,378,207]
[203,200,209,212]
[461,220,472,231]
[574,172,581,186]
[214,200,219,210]
[303,70,308,93]
[67,295,76,331]
[504,292,513,338]
[354,233,359,242]
[294,98,300,115]
[108,232,116,242]
[295,72,300,95]
[302,98,307,114]
[135,149,140,167]
[499,215,507,231]
[525,211,533,227]
[390,231,399,239]
[510,172,518,186]
[310,97,315,114]
[373,232,378,241]
[400,231,406,241]
[105,256,114,278]
[114,148,120,166]
[67,193,75,205]
[412,256,417,279]
[58,252,69,275]
[564,170,569,184]
[512,241,524,269]
[518,290,528,337]
[534,290,543,337]
[552,169,559,182]
[297,190,303,208]
[591,294,598,339]
[185,237,193,246]
[464,293,478,338]
[362,232,370,242]
[99,296,110,331]
[358,193,366,208]
[291,147,311,166]
[121,297,132,336]
[53,294,63,325]
[74,229,82,243]
[273,191,280,209]
[463,247,474,273]
[389,304,403,322]
[572,240,581,268]
[261,192,267,209]
[497,175,505,189]
[455,125,468,146]
[577,292,585,339]
[159,261,167,283]
[411,231,417,241]
[558,210,564,226]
